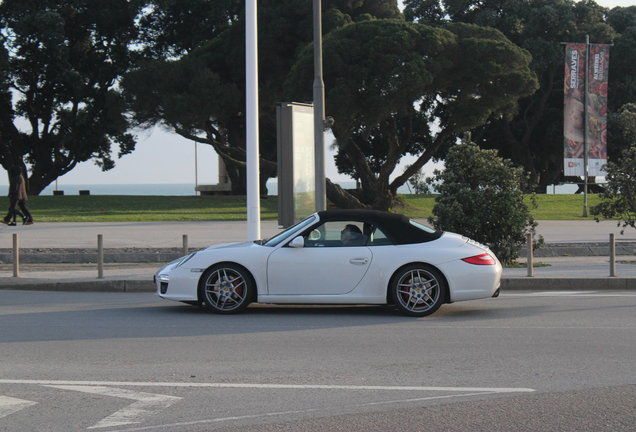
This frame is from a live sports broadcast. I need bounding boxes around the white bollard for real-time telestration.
[183,235,189,256]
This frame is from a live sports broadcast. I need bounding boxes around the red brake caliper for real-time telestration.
[232,277,243,296]
[401,277,412,301]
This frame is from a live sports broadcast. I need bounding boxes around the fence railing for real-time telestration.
[9,234,190,279]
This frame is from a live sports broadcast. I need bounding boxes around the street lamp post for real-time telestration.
[246,0,261,240]
[582,34,590,217]
[313,0,326,212]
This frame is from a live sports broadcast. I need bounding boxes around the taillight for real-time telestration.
[462,253,496,265]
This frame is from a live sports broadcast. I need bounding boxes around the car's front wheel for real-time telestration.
[390,264,447,317]
[199,263,253,314]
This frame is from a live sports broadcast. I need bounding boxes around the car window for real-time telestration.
[303,221,368,247]
[409,219,437,233]
[367,226,393,246]
[263,215,317,247]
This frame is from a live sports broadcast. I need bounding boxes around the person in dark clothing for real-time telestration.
[2,166,33,226]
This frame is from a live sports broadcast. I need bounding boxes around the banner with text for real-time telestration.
[564,43,609,177]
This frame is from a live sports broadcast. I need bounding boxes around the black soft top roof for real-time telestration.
[316,210,443,245]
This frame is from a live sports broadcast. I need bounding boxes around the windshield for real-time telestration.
[263,214,318,247]
[409,219,437,233]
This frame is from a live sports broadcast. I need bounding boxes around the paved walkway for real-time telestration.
[1,220,635,292]
[1,219,635,249]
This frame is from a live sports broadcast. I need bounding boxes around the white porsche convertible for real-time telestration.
[155,210,502,317]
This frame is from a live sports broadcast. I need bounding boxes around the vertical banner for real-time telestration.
[587,44,609,176]
[564,43,610,177]
[564,43,586,176]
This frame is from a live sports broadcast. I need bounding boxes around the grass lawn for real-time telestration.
[0,195,279,222]
[0,193,608,222]
[400,193,604,221]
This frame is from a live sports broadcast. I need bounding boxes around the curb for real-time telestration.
[518,242,636,257]
[1,278,635,293]
[2,242,636,263]
[500,278,636,290]
[0,279,155,292]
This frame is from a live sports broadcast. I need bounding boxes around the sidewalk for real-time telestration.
[1,220,635,292]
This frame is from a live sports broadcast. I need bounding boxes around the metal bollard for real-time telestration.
[183,235,189,256]
[610,233,616,277]
[527,233,533,277]
[97,234,104,279]
[12,233,19,278]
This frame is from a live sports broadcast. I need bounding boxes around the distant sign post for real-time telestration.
[277,103,316,227]
[563,36,610,217]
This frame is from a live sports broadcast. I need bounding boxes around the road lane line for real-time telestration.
[0,395,37,419]
[45,385,181,429]
[109,391,499,432]
[0,379,535,393]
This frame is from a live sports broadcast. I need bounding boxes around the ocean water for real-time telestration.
[0,181,581,196]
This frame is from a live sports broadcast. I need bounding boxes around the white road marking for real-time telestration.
[1,380,535,430]
[44,385,181,429]
[1,379,535,393]
[110,391,498,432]
[0,395,37,419]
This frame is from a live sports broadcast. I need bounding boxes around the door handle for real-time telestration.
[350,258,369,265]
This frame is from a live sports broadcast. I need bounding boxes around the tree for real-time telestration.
[404,0,619,192]
[123,0,401,195]
[427,142,542,265]
[0,0,143,194]
[606,7,636,159]
[406,165,429,194]
[136,0,242,59]
[284,19,538,210]
[590,119,636,233]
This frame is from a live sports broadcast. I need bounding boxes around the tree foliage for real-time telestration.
[0,0,142,194]
[590,140,636,233]
[427,142,543,265]
[404,0,635,192]
[123,0,401,195]
[284,19,538,210]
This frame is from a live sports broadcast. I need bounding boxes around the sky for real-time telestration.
[0,0,631,189]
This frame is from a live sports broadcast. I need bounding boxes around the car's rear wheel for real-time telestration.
[199,264,253,314]
[390,264,446,317]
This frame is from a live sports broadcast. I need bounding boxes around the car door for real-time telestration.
[267,221,373,295]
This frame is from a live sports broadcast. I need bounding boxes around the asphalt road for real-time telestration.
[1,290,635,431]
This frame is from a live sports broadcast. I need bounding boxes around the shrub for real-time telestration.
[427,143,543,264]
[590,145,636,233]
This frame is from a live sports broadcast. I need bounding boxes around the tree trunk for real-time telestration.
[326,179,370,209]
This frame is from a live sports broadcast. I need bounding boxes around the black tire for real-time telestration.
[390,264,447,317]
[198,263,254,314]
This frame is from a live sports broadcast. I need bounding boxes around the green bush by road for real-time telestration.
[0,193,606,222]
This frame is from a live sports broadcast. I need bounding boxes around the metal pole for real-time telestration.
[12,233,19,278]
[583,34,590,217]
[97,234,104,279]
[194,143,198,195]
[527,233,533,277]
[183,235,189,256]
[246,0,261,241]
[609,233,616,277]
[313,0,326,212]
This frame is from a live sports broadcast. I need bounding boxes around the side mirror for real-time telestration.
[289,236,304,248]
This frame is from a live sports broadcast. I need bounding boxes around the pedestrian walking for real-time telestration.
[2,166,34,226]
